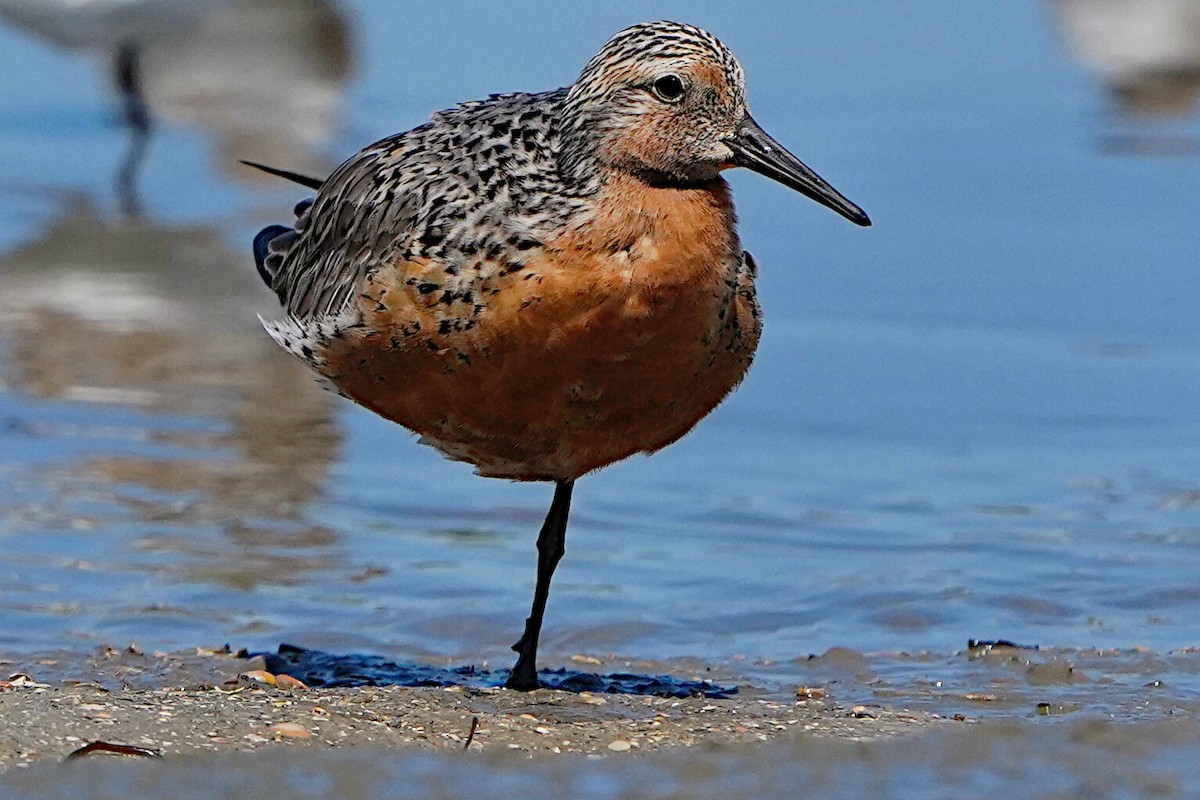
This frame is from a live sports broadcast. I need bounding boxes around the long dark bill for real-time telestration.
[726,115,871,227]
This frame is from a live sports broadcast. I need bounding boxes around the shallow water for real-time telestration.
[1,0,1200,725]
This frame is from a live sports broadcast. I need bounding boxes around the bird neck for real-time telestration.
[553,106,605,194]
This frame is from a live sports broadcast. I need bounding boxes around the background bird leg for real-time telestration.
[113,40,151,218]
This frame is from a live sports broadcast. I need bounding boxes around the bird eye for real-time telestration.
[651,74,686,102]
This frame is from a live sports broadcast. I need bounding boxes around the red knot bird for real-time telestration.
[247,20,869,691]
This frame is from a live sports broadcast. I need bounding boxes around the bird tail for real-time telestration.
[245,160,323,289]
[253,224,293,288]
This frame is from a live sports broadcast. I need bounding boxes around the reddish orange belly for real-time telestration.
[321,176,761,480]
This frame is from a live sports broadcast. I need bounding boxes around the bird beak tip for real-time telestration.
[727,116,870,229]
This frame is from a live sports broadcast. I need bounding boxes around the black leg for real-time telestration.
[505,479,574,691]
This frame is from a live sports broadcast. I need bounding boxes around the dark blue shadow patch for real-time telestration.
[255,644,736,699]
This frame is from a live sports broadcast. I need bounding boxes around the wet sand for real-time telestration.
[1,657,1198,800]
[0,647,941,767]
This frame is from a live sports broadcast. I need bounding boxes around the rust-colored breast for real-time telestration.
[322,174,761,480]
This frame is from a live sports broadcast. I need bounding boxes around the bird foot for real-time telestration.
[504,661,541,691]
[505,638,541,691]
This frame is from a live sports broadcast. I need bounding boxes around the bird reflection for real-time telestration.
[1052,0,1200,151]
[0,199,344,588]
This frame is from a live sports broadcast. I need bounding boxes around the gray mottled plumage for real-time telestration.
[257,21,747,331]
[264,88,595,322]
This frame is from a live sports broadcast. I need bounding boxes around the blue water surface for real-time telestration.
[0,0,1198,704]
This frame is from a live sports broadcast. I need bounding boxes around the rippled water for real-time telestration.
[2,0,1200,721]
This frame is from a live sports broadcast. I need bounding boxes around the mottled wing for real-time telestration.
[267,132,428,320]
[256,89,572,377]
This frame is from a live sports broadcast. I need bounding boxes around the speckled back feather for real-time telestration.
[263,88,600,323]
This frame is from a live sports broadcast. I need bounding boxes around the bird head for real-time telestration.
[561,21,870,226]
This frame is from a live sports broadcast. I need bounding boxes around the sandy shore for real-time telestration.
[0,647,944,766]
[4,647,1199,800]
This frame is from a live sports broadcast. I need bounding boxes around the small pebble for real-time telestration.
[571,654,603,665]
[269,722,312,739]
[274,674,309,690]
[607,740,632,752]
[239,670,276,686]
